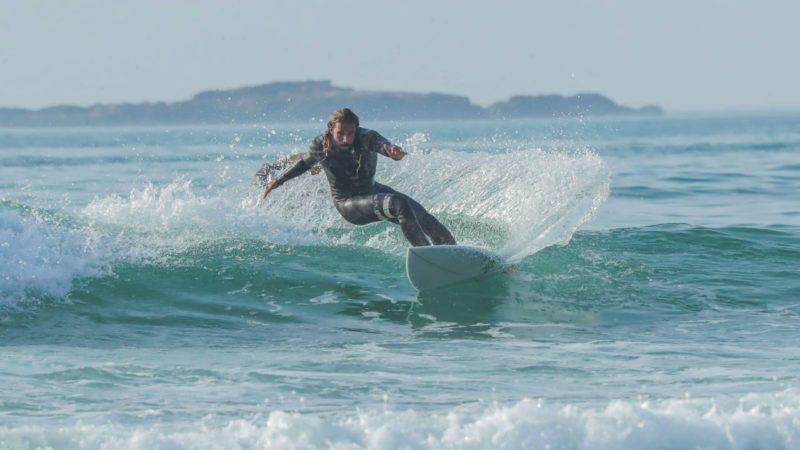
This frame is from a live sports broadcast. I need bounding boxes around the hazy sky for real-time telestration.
[2,0,799,112]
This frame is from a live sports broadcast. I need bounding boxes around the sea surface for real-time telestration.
[1,112,799,449]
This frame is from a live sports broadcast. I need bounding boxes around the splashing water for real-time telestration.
[0,209,108,306]
[262,147,609,260]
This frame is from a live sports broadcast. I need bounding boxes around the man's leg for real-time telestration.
[335,194,430,247]
[374,184,456,245]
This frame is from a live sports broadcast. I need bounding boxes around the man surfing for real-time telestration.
[261,108,456,247]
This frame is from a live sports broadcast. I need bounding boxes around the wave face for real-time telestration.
[2,113,800,449]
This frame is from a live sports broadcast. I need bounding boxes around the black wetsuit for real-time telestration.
[274,128,456,247]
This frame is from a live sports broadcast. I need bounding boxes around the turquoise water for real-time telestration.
[1,114,799,449]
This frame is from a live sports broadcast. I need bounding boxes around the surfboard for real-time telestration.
[406,245,507,291]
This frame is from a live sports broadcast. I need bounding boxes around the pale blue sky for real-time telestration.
[2,0,798,111]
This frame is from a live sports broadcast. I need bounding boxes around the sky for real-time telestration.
[2,0,799,112]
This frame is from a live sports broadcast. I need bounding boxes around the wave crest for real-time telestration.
[0,209,107,306]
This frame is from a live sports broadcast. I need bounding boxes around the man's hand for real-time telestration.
[261,180,278,201]
[384,143,407,160]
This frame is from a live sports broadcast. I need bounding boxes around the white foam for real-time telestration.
[2,391,798,449]
[0,175,334,306]
[81,177,323,259]
[309,291,339,304]
[0,210,107,306]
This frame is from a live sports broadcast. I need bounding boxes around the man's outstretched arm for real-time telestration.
[255,153,321,186]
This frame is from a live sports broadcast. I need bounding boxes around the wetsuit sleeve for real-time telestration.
[365,130,393,157]
[273,159,311,187]
[273,141,323,187]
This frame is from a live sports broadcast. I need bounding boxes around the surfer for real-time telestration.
[261,108,456,247]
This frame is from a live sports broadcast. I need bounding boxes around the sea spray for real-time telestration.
[81,178,323,262]
[381,147,610,260]
[0,209,107,306]
[259,147,609,258]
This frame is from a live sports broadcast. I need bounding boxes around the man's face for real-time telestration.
[330,122,357,150]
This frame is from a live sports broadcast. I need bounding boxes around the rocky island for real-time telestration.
[0,80,662,126]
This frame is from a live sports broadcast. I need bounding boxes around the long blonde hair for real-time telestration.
[322,108,360,158]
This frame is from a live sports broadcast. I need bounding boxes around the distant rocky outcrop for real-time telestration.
[0,80,662,126]
[487,93,663,118]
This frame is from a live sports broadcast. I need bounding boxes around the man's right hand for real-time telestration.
[261,180,278,201]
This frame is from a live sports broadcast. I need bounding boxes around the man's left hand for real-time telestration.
[384,144,407,160]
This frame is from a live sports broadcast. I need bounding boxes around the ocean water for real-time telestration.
[1,113,799,449]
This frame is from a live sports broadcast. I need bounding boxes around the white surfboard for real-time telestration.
[406,245,507,291]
